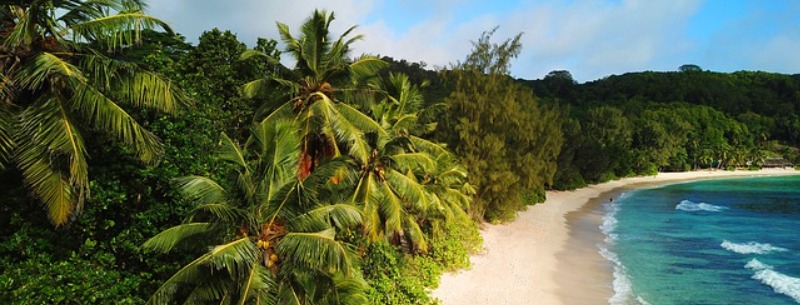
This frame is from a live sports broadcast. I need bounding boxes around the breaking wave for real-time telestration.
[745,259,800,303]
[675,200,727,212]
[721,240,788,255]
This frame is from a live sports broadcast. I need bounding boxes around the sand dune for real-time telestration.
[431,168,799,305]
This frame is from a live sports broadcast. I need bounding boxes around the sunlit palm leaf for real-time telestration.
[218,132,250,171]
[278,228,354,275]
[403,214,427,253]
[206,237,258,275]
[143,222,217,253]
[287,203,362,232]
[15,145,77,226]
[385,169,428,211]
[16,96,88,226]
[377,182,404,238]
[70,83,164,164]
[16,53,86,90]
[71,12,172,51]
[347,55,387,83]
[389,152,436,173]
[174,176,227,206]
[116,72,187,113]
[409,135,449,156]
[248,119,299,199]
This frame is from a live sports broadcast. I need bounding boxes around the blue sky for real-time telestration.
[146,0,800,82]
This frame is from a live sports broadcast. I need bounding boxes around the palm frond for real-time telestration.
[287,203,362,232]
[385,169,428,211]
[180,278,232,305]
[403,214,427,253]
[347,55,387,82]
[173,175,227,206]
[277,228,355,275]
[0,105,14,168]
[16,53,86,90]
[240,49,280,64]
[15,145,77,226]
[3,5,39,48]
[142,222,217,253]
[335,102,386,136]
[218,132,249,171]
[147,252,213,305]
[70,83,163,164]
[71,12,172,51]
[237,264,276,305]
[276,284,303,305]
[16,95,88,226]
[116,71,187,113]
[256,98,294,128]
[390,113,419,133]
[377,182,404,238]
[206,237,258,275]
[389,152,436,173]
[248,118,300,197]
[329,100,387,163]
[409,135,449,156]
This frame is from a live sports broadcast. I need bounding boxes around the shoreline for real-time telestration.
[430,168,800,305]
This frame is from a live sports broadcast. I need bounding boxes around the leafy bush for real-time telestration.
[363,219,482,305]
[597,171,618,183]
[0,252,145,305]
[521,187,547,205]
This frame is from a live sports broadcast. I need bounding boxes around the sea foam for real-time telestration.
[721,240,788,255]
[600,201,620,243]
[599,194,651,305]
[675,200,728,212]
[745,259,800,303]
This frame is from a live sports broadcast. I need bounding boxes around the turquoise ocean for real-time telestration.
[600,175,800,305]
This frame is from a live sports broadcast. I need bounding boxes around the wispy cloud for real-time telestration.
[147,0,800,82]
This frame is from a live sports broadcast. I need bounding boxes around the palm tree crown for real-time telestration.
[0,0,186,226]
[144,120,366,305]
[242,10,387,180]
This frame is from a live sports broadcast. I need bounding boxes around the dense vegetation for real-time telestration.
[524,68,800,190]
[1,1,798,304]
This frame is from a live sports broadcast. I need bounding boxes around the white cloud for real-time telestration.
[147,0,375,46]
[147,0,798,83]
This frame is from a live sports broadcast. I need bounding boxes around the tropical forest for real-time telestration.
[2,1,799,304]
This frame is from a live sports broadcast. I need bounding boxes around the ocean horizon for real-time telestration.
[600,175,800,305]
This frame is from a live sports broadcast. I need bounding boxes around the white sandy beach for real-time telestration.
[431,168,799,305]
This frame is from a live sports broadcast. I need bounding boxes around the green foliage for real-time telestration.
[436,29,563,222]
[0,0,186,226]
[0,252,145,305]
[2,8,484,305]
[178,28,279,141]
[363,219,481,305]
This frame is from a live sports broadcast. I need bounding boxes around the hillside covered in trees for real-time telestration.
[1,1,798,305]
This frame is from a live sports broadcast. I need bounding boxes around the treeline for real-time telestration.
[523,69,800,189]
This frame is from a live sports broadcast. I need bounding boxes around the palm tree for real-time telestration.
[0,0,186,226]
[345,73,472,253]
[370,72,436,137]
[420,150,474,230]
[241,10,387,180]
[347,131,436,253]
[144,119,366,305]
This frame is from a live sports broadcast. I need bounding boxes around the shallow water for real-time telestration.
[601,176,800,305]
